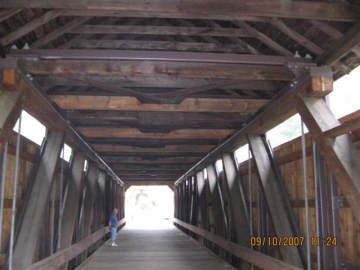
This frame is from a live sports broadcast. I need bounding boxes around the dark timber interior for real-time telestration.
[0,1,360,270]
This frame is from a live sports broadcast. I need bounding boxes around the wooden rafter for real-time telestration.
[0,8,22,23]
[317,21,360,65]
[30,17,90,48]
[0,10,63,46]
[236,21,293,56]
[270,18,324,55]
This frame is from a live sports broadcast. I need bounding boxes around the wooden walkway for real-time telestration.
[81,225,234,270]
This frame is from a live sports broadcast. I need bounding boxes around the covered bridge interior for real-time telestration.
[0,1,360,269]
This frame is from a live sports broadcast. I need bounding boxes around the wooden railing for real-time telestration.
[173,218,302,270]
[25,219,126,270]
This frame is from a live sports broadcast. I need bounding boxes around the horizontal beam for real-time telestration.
[37,76,279,90]
[324,112,360,138]
[93,144,214,153]
[116,170,185,175]
[80,127,234,139]
[51,96,268,113]
[118,174,181,178]
[174,219,302,270]
[126,181,174,186]
[68,39,247,53]
[88,138,221,147]
[12,50,311,67]
[69,111,249,130]
[122,177,176,181]
[25,220,125,270]
[70,25,250,38]
[101,152,206,157]
[2,1,359,21]
[106,156,200,164]
[111,164,191,171]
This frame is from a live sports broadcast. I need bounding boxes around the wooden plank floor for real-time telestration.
[82,225,235,270]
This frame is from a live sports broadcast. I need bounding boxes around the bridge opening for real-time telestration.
[125,186,174,230]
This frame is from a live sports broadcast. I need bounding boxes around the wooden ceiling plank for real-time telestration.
[270,18,324,56]
[2,1,359,21]
[50,95,268,113]
[31,17,90,48]
[0,10,63,46]
[236,21,293,56]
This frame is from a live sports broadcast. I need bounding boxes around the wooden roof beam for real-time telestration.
[93,144,214,153]
[50,96,268,113]
[79,127,234,139]
[11,50,311,66]
[1,0,359,21]
[67,39,248,53]
[69,25,251,38]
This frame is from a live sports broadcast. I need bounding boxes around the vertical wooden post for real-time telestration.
[0,85,23,149]
[247,134,303,267]
[12,131,64,270]
[59,151,85,269]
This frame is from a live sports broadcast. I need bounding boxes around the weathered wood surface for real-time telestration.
[2,0,359,21]
[12,131,64,270]
[174,219,302,270]
[21,59,295,80]
[50,96,267,113]
[81,226,235,270]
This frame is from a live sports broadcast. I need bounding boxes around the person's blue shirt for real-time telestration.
[110,215,118,228]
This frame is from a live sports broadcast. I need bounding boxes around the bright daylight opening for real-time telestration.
[328,65,360,119]
[125,186,174,230]
[13,110,46,146]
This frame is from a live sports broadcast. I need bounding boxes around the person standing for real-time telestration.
[109,208,118,247]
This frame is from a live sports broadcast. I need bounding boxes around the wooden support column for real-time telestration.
[59,151,85,269]
[12,131,64,270]
[0,76,23,148]
[296,94,360,223]
[247,135,303,267]
[222,153,251,269]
